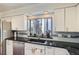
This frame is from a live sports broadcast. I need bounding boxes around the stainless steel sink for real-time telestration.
[27,39,47,44]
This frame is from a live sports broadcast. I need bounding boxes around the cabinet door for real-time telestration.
[76,5,79,32]
[45,46,54,55]
[32,44,45,55]
[6,40,13,55]
[54,47,69,55]
[54,8,65,32]
[25,43,45,55]
[46,46,69,55]
[65,7,77,32]
[13,41,24,55]
[12,15,27,30]
[25,43,36,55]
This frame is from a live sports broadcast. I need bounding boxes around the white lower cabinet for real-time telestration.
[6,40,69,55]
[25,43,45,55]
[25,43,69,55]
[6,40,13,55]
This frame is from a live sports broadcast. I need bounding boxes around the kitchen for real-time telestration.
[0,3,79,55]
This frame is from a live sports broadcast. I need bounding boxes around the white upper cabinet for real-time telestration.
[1,17,12,22]
[65,7,77,32]
[76,5,79,32]
[54,6,78,32]
[1,17,12,40]
[54,8,65,32]
[12,15,27,30]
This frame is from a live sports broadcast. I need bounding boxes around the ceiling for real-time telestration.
[0,3,77,12]
[0,3,37,12]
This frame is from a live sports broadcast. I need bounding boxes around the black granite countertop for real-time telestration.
[5,37,79,55]
[5,37,53,47]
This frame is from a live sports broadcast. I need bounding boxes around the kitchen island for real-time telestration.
[5,37,70,55]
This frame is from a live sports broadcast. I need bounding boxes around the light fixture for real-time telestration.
[44,11,49,14]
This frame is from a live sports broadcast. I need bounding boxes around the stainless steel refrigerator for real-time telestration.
[0,20,12,55]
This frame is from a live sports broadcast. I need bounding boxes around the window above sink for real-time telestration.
[27,14,53,39]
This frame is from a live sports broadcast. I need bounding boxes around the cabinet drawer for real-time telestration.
[25,43,34,49]
[25,43,45,49]
[6,40,13,45]
[25,48,45,55]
